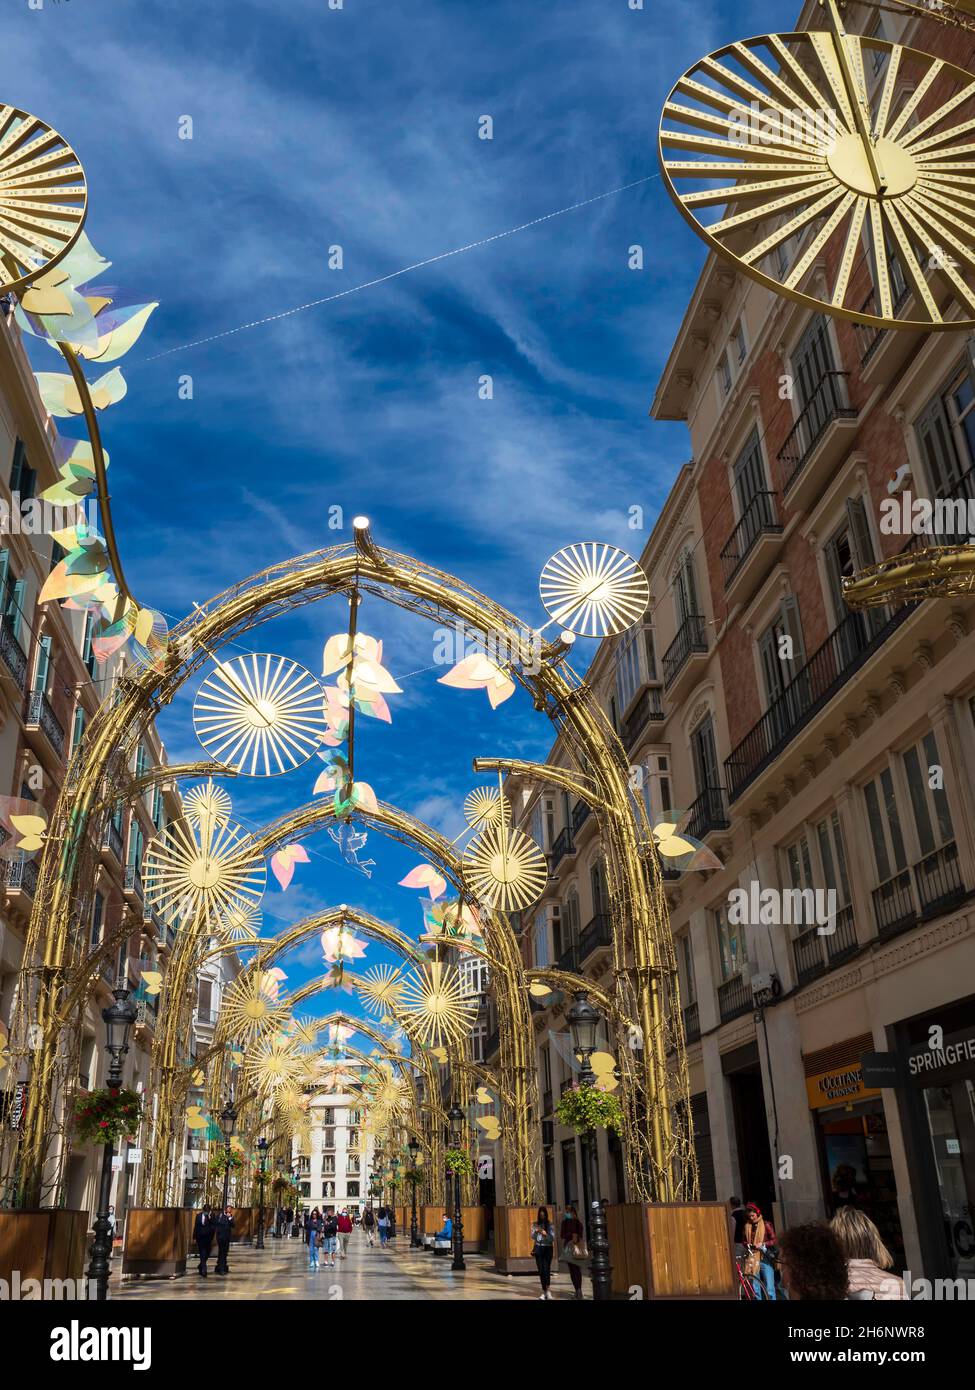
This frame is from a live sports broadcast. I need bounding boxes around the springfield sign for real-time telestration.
[908,1034,975,1076]
[806,1061,880,1110]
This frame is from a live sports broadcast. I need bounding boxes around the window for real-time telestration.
[71,705,86,754]
[678,932,697,1004]
[322,1108,334,1126]
[197,978,212,1015]
[733,427,767,519]
[0,549,25,642]
[714,905,747,981]
[868,15,888,77]
[792,315,836,414]
[82,612,96,678]
[32,635,52,694]
[817,811,851,906]
[90,891,104,947]
[902,731,954,856]
[717,351,732,397]
[823,497,886,639]
[346,1182,359,1198]
[564,887,580,942]
[590,860,605,916]
[532,910,550,969]
[322,1128,335,1149]
[732,319,747,365]
[9,439,36,502]
[690,716,720,798]
[615,626,645,712]
[863,767,907,884]
[459,955,489,998]
[784,832,815,896]
[914,366,975,534]
[758,596,806,727]
[471,1020,488,1063]
[673,549,699,626]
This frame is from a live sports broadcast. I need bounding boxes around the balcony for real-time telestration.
[778,371,858,513]
[101,818,124,863]
[5,852,39,898]
[914,841,967,919]
[725,601,916,802]
[550,826,576,871]
[793,926,827,987]
[142,903,164,938]
[124,864,145,904]
[825,903,859,968]
[578,912,612,964]
[25,689,65,760]
[194,1007,219,1030]
[685,785,729,841]
[720,491,783,606]
[682,1001,700,1045]
[484,1026,500,1058]
[571,799,593,839]
[717,974,752,1024]
[873,869,916,941]
[622,686,665,752]
[556,941,581,973]
[0,619,27,691]
[662,613,708,699]
[927,465,975,547]
[542,1088,553,1115]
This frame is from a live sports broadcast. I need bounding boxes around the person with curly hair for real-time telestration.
[777,1222,848,1300]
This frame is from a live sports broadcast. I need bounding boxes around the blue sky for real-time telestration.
[9,0,795,1030]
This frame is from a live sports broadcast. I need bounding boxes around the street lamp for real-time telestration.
[87,985,137,1301]
[218,1099,238,1214]
[255,1137,268,1250]
[447,1103,466,1272]
[568,990,612,1302]
[407,1135,421,1248]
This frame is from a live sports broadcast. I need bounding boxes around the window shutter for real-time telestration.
[915,395,961,495]
[10,579,25,641]
[71,705,86,753]
[33,635,51,692]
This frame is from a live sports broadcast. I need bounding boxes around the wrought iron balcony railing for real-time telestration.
[682,1001,700,1044]
[685,785,729,841]
[102,818,124,861]
[662,613,708,688]
[0,618,27,691]
[26,689,65,757]
[124,864,145,901]
[720,491,783,588]
[778,371,856,492]
[571,800,590,835]
[579,912,612,962]
[6,852,39,897]
[550,826,574,869]
[914,841,966,919]
[717,974,751,1024]
[622,686,665,750]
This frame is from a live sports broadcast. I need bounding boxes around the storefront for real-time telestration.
[893,996,975,1279]
[805,1033,904,1268]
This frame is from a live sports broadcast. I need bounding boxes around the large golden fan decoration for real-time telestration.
[142,815,266,927]
[397,961,478,1047]
[659,9,975,331]
[539,543,650,637]
[354,964,406,1018]
[193,654,327,777]
[220,974,291,1043]
[363,1065,408,1118]
[463,786,509,829]
[243,1034,304,1098]
[0,106,87,295]
[463,820,548,912]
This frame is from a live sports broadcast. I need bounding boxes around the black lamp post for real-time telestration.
[87,985,137,1301]
[568,990,612,1302]
[389,1169,398,1240]
[407,1135,421,1248]
[218,1099,238,1213]
[255,1137,268,1250]
[273,1158,284,1235]
[447,1103,466,1272]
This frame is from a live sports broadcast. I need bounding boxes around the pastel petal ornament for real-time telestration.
[438,653,515,707]
[140,971,163,997]
[320,926,368,964]
[34,366,126,417]
[399,863,447,901]
[270,843,310,891]
[650,809,723,873]
[9,813,48,853]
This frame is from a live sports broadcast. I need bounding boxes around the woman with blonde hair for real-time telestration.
[829,1206,907,1299]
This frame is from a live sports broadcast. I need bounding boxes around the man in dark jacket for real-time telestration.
[193,1204,214,1277]
[214,1206,234,1275]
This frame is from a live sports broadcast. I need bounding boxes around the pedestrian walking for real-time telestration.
[193,1204,214,1277]
[322,1210,339,1267]
[777,1222,849,1301]
[830,1206,907,1300]
[362,1207,376,1246]
[560,1203,586,1300]
[530,1206,556,1300]
[307,1210,322,1269]
[214,1205,234,1276]
[337,1208,353,1258]
[742,1202,776,1300]
[377,1206,390,1247]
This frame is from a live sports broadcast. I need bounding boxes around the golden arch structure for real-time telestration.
[5,531,696,1209]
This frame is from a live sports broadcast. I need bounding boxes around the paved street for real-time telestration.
[110,1230,587,1302]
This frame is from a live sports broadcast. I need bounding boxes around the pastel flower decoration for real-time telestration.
[34,366,127,418]
[271,842,311,891]
[320,926,368,964]
[399,863,447,901]
[438,653,515,707]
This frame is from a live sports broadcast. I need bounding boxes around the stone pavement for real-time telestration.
[110,1227,590,1302]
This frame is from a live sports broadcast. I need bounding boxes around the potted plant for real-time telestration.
[443,1147,475,1180]
[73,1086,143,1146]
[554,1086,623,1135]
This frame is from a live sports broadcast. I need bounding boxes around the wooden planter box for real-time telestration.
[229,1207,261,1244]
[605,1202,736,1299]
[494,1205,559,1275]
[421,1204,444,1237]
[122,1207,191,1278]
[0,1208,89,1289]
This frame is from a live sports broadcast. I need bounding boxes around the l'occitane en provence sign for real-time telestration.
[805,1063,881,1110]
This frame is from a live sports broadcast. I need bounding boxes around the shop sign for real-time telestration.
[860,1052,903,1087]
[906,1033,975,1077]
[805,1062,880,1109]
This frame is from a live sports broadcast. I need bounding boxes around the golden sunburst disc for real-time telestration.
[539,543,650,637]
[218,973,291,1043]
[463,786,509,829]
[397,961,478,1048]
[659,30,975,331]
[183,779,233,830]
[462,822,548,913]
[0,107,87,295]
[143,815,266,928]
[354,964,406,1018]
[193,654,327,777]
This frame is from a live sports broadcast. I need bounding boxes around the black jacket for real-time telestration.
[215,1213,234,1243]
[193,1212,214,1243]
